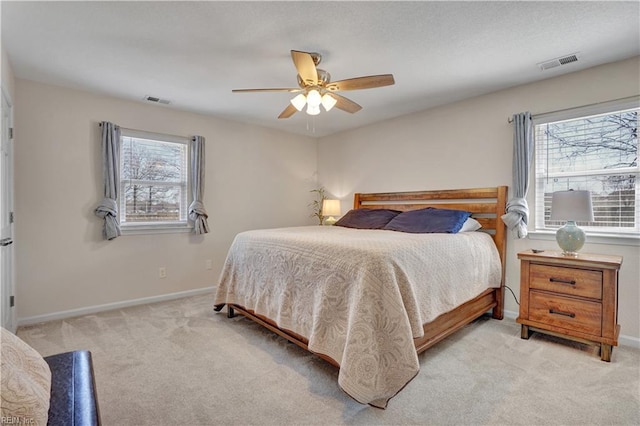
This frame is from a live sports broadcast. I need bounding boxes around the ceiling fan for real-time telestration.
[232,50,395,119]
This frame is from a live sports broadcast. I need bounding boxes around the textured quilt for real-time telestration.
[214,226,501,407]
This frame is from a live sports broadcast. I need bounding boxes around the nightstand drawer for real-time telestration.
[530,264,602,299]
[529,291,602,336]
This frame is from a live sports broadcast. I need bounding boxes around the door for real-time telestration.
[1,88,15,331]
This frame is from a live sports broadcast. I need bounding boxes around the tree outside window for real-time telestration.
[535,108,639,234]
[120,133,189,226]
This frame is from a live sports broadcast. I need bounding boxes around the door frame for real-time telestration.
[1,85,16,332]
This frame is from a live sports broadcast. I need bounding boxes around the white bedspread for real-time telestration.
[214,226,502,408]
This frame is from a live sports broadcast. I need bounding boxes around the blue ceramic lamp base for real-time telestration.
[556,220,586,257]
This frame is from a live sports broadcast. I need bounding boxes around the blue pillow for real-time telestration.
[335,208,401,229]
[383,207,472,234]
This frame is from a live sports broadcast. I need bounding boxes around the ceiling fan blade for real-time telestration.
[329,93,362,114]
[291,50,318,86]
[232,88,302,93]
[278,103,298,119]
[326,74,395,92]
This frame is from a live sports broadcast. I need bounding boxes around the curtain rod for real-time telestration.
[507,95,640,123]
[97,122,194,141]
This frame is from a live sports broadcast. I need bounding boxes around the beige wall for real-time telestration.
[318,57,640,344]
[14,79,318,319]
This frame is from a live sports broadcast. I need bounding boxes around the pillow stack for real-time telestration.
[335,207,480,234]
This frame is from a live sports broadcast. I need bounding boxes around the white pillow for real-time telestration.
[459,217,482,232]
[1,327,51,425]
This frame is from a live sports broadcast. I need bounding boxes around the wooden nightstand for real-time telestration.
[517,250,623,361]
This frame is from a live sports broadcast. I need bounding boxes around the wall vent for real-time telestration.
[144,95,171,105]
[537,53,580,71]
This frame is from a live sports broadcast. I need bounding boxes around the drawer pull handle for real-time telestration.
[549,309,576,318]
[549,278,576,285]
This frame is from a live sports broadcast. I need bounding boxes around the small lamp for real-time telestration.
[550,190,594,257]
[322,199,341,226]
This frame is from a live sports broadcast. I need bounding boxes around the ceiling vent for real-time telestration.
[144,95,171,105]
[537,53,580,71]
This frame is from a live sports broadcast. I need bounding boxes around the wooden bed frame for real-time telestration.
[217,186,508,367]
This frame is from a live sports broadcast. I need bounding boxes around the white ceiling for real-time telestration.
[2,1,639,138]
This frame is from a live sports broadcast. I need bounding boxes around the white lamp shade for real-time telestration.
[290,94,307,111]
[550,190,594,222]
[306,89,322,107]
[306,104,321,116]
[321,93,337,111]
[322,199,341,217]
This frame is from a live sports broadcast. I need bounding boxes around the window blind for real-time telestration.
[120,131,189,226]
[534,108,639,235]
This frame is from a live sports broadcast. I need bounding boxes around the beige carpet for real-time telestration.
[16,293,640,425]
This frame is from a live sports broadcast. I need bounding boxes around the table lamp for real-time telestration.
[549,189,594,256]
[322,199,341,225]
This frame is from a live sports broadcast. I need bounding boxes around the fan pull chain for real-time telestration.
[306,117,316,133]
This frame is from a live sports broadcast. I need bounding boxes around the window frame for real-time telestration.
[528,96,640,246]
[119,128,192,235]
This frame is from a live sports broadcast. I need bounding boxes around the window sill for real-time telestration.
[121,223,193,236]
[528,230,640,247]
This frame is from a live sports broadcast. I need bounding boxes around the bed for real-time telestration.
[214,186,508,408]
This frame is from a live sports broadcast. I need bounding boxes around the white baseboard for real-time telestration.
[17,287,215,327]
[503,309,640,349]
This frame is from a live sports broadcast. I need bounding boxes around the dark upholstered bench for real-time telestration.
[43,351,101,426]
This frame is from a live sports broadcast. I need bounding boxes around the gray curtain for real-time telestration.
[502,112,533,238]
[188,136,210,234]
[94,121,121,240]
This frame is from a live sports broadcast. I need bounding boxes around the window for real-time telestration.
[119,129,190,233]
[534,102,639,237]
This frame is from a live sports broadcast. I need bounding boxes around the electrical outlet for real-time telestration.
[206,259,213,270]
[159,267,166,279]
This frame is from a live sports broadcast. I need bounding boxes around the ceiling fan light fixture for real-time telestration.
[306,104,321,116]
[233,50,394,120]
[306,89,322,108]
[321,93,337,112]
[290,93,307,111]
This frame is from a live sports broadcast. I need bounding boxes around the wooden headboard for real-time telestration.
[353,186,508,267]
